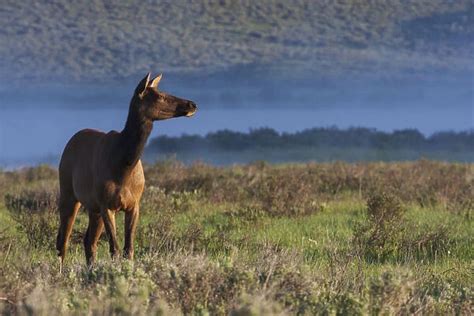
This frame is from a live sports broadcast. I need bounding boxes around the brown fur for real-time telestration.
[56,73,197,268]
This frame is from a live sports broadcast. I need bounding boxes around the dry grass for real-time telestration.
[0,160,472,314]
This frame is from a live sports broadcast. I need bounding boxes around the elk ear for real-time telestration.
[135,73,151,96]
[149,74,162,88]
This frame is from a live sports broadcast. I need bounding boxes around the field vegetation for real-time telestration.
[0,160,472,314]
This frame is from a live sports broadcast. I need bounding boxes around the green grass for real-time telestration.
[0,162,473,314]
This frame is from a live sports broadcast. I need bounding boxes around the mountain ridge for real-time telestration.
[1,0,472,84]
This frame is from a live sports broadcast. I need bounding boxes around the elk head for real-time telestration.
[133,73,197,121]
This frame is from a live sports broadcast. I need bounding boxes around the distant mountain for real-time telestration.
[1,0,472,84]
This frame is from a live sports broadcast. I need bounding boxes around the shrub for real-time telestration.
[353,192,454,263]
[353,192,406,262]
[4,187,58,249]
[147,254,254,315]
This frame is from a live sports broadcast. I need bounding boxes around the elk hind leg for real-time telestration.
[56,196,80,269]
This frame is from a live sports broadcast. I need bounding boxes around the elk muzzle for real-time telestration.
[185,101,198,117]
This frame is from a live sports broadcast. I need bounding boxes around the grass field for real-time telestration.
[0,160,472,314]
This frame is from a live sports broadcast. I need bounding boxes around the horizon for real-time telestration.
[1,121,472,168]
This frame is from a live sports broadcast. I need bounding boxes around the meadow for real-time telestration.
[0,160,472,314]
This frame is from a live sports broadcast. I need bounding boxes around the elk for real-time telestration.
[56,73,197,270]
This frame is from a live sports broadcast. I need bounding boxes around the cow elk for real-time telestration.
[56,73,197,270]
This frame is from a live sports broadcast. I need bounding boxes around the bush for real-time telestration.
[143,160,472,215]
[145,254,255,315]
[353,192,453,263]
[353,192,406,262]
[4,187,58,249]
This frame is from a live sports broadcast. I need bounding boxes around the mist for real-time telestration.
[0,1,473,167]
[1,73,472,167]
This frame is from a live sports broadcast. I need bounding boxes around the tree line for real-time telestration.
[147,127,474,154]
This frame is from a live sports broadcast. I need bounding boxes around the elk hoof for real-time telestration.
[58,257,63,274]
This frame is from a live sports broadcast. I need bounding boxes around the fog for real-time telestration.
[1,1,473,167]
[1,74,472,167]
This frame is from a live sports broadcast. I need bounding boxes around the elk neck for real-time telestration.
[119,100,153,167]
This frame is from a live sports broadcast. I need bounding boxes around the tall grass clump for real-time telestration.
[353,192,454,263]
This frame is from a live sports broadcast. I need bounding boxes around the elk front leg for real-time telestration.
[84,211,104,267]
[101,208,120,259]
[124,205,139,260]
